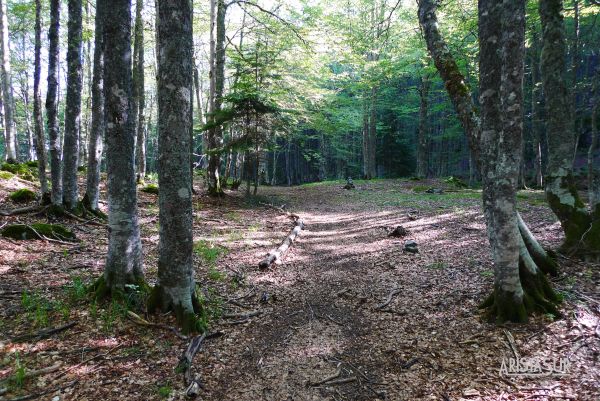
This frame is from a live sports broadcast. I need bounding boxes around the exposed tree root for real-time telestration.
[147,285,205,334]
[517,213,558,276]
[87,274,148,303]
[480,237,561,323]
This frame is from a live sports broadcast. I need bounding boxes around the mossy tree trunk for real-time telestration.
[148,0,200,334]
[539,0,600,259]
[46,0,62,207]
[62,0,83,211]
[83,0,105,212]
[419,0,560,323]
[92,0,144,298]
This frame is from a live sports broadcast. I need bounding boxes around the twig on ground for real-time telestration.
[309,364,342,386]
[375,288,401,310]
[11,321,77,342]
[178,331,223,397]
[127,311,188,340]
[7,380,78,401]
[503,329,520,359]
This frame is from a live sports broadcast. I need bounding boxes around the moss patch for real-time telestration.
[141,184,159,194]
[1,162,37,181]
[1,223,76,241]
[9,189,37,203]
[0,170,14,179]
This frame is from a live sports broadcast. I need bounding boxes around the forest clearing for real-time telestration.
[0,0,599,399]
[0,175,599,400]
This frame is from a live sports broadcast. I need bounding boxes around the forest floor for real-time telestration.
[0,174,599,401]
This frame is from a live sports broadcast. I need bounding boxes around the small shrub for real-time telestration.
[444,176,468,188]
[157,385,172,399]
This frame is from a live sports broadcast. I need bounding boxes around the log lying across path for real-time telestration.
[259,218,304,269]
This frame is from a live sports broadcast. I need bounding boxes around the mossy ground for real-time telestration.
[1,223,76,241]
[140,183,159,194]
[9,188,37,203]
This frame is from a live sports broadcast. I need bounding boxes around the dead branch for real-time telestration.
[0,205,47,216]
[178,331,223,397]
[11,321,77,342]
[375,288,401,310]
[309,364,342,386]
[259,219,304,269]
[7,380,78,401]
[63,210,108,227]
[127,311,188,340]
[503,329,520,359]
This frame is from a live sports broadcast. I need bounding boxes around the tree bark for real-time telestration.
[417,74,430,178]
[83,0,105,212]
[33,0,49,200]
[539,0,600,256]
[148,0,199,333]
[206,0,226,196]
[46,0,62,206]
[62,0,84,211]
[0,0,16,162]
[133,0,146,183]
[419,0,560,322]
[93,0,144,297]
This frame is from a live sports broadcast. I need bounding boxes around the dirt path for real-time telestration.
[1,178,598,400]
[199,181,598,401]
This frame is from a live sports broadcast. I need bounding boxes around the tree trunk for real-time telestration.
[362,94,370,179]
[419,0,560,323]
[0,0,16,162]
[92,0,144,298]
[33,0,49,200]
[588,67,599,214]
[207,0,226,196]
[148,0,199,333]
[61,0,84,211]
[369,87,377,178]
[417,74,430,178]
[539,0,599,256]
[83,0,105,212]
[133,0,146,183]
[46,0,62,206]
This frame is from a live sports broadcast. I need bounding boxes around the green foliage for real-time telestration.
[157,385,172,399]
[193,240,228,266]
[9,188,37,203]
[444,176,468,188]
[1,162,37,181]
[64,276,88,303]
[9,352,27,390]
[21,291,54,327]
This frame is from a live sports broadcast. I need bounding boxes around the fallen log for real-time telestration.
[259,219,304,269]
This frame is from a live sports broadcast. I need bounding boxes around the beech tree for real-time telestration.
[539,0,600,258]
[0,0,16,162]
[33,0,49,201]
[46,0,62,206]
[132,0,146,183]
[91,0,144,298]
[62,0,84,211]
[418,0,560,322]
[83,0,105,213]
[148,0,200,332]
